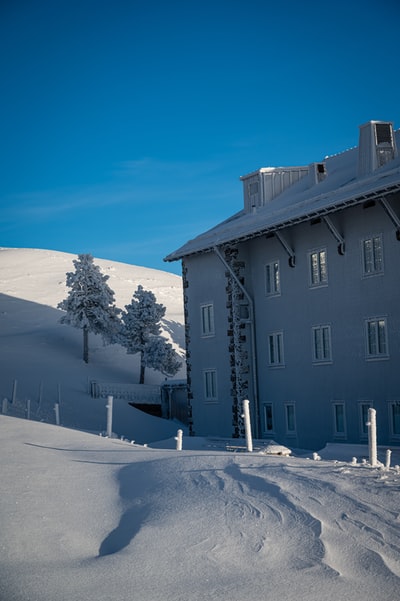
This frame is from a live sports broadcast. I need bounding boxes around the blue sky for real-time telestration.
[1,0,399,275]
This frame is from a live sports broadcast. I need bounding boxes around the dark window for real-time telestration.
[375,123,392,145]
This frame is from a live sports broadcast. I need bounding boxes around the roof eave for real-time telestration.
[164,180,400,263]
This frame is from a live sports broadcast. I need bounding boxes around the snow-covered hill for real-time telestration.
[0,247,184,326]
[0,248,185,441]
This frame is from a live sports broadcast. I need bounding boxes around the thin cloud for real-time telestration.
[1,155,242,225]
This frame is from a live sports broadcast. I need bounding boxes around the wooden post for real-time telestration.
[175,429,183,451]
[106,395,113,438]
[243,399,253,453]
[367,408,377,467]
[54,403,60,426]
[12,380,17,404]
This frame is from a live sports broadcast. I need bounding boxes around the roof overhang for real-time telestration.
[164,179,400,262]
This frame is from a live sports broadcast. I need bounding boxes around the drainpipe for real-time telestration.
[213,246,260,438]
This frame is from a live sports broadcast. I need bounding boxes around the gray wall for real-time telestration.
[184,196,400,449]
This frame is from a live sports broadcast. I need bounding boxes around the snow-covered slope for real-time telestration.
[0,248,185,441]
[0,247,184,323]
[1,416,400,601]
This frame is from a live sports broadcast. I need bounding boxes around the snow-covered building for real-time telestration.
[165,121,400,450]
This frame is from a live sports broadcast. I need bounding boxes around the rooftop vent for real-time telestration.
[241,166,308,212]
[358,121,397,177]
[309,162,327,185]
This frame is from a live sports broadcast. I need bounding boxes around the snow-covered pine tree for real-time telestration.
[143,336,182,379]
[119,285,180,383]
[57,254,120,363]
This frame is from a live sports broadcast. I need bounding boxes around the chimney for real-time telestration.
[358,120,397,178]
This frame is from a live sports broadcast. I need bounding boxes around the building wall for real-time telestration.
[183,251,232,437]
[183,195,400,450]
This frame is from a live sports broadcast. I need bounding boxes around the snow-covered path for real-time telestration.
[1,416,400,601]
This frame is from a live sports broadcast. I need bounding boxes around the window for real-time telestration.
[389,402,400,438]
[312,325,332,363]
[268,332,284,366]
[359,402,373,437]
[203,369,217,401]
[285,403,296,434]
[362,235,383,276]
[333,402,346,438]
[376,122,392,144]
[249,181,259,195]
[265,261,280,296]
[365,318,388,358]
[249,181,259,204]
[263,404,274,433]
[201,303,215,336]
[309,249,328,286]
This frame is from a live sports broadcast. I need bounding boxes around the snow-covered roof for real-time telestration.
[165,127,400,262]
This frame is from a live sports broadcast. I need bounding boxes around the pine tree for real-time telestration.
[58,254,120,363]
[119,285,181,383]
[143,336,182,378]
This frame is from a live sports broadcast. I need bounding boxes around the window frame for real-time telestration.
[203,369,218,402]
[200,303,215,337]
[361,234,384,277]
[268,331,285,367]
[263,403,274,434]
[388,401,400,440]
[309,248,328,287]
[358,401,373,438]
[365,317,389,359]
[265,260,281,297]
[284,403,297,435]
[332,401,347,438]
[312,324,332,364]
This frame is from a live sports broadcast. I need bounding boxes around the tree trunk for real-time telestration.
[139,350,145,384]
[83,326,89,364]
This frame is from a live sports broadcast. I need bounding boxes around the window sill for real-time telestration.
[312,360,333,365]
[309,283,328,290]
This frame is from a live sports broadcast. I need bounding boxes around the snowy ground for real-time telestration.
[1,248,400,600]
[2,417,400,601]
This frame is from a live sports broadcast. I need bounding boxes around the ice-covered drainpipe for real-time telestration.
[213,246,260,438]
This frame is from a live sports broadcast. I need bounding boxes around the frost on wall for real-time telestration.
[224,246,250,438]
[182,260,194,435]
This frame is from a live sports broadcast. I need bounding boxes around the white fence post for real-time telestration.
[37,381,43,416]
[242,399,253,453]
[12,380,17,404]
[367,407,377,467]
[26,399,31,420]
[106,395,113,438]
[2,398,8,414]
[385,449,392,470]
[175,429,183,451]
[54,403,60,426]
